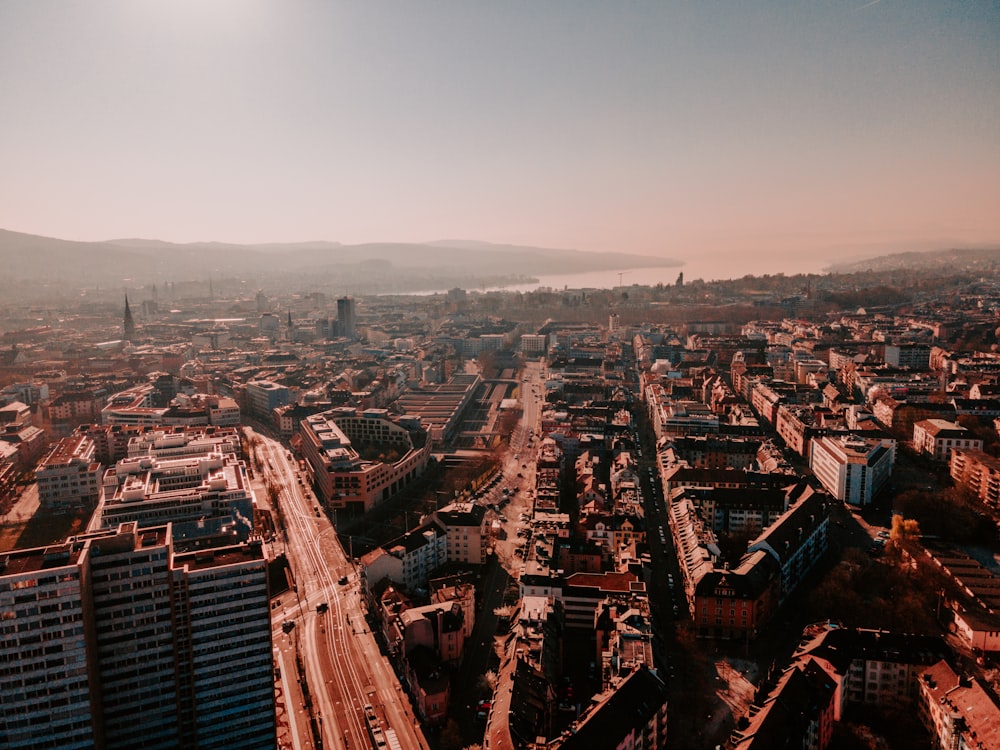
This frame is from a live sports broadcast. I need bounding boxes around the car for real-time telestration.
[281,620,295,633]
[877,530,890,539]
[476,700,492,719]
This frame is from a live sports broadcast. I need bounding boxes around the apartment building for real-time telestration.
[36,433,103,510]
[360,522,448,593]
[0,523,274,750]
[809,435,896,507]
[918,660,1000,750]
[950,448,1000,509]
[431,502,491,565]
[913,418,983,462]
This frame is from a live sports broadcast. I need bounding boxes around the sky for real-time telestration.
[0,0,997,266]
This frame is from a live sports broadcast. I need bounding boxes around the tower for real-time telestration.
[337,296,356,340]
[123,295,136,343]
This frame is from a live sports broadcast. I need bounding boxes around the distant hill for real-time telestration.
[826,246,1000,275]
[0,229,680,293]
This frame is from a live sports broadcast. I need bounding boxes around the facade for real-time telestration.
[809,435,896,507]
[36,433,103,510]
[884,343,931,369]
[551,666,668,750]
[245,379,293,418]
[913,419,982,462]
[950,448,1000,509]
[0,523,275,750]
[431,502,491,565]
[299,408,431,514]
[360,522,448,593]
[748,489,830,604]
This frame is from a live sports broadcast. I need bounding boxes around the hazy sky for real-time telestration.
[1,1,997,262]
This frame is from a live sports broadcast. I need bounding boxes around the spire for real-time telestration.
[123,295,136,343]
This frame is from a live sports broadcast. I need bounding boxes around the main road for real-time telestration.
[251,430,429,750]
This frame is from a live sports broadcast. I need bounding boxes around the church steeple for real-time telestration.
[123,295,136,343]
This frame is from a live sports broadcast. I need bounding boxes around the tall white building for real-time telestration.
[809,435,896,507]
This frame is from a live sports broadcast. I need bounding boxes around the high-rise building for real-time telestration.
[337,296,357,339]
[0,522,275,750]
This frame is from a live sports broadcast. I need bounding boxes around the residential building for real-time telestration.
[809,435,896,507]
[337,296,357,339]
[360,522,448,593]
[913,419,982,462]
[0,523,275,750]
[918,660,1000,750]
[748,488,831,604]
[950,449,1000,509]
[548,666,668,750]
[36,433,103,511]
[245,379,293,418]
[521,334,549,355]
[431,502,491,565]
[884,343,931,370]
[693,550,780,640]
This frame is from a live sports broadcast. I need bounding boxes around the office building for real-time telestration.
[338,296,357,340]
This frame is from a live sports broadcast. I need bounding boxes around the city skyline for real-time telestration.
[1,1,997,265]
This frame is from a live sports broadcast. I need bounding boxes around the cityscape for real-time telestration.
[2,2,998,749]
[2,248,1000,749]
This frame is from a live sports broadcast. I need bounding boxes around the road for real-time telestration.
[251,431,429,750]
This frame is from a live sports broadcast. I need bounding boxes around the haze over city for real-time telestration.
[1,0,998,270]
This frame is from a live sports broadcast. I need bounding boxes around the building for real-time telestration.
[884,343,931,370]
[727,659,837,750]
[36,433,103,510]
[360,522,448,593]
[161,394,241,427]
[913,418,982,462]
[521,334,549,356]
[693,550,780,640]
[338,296,357,339]
[431,502,491,565]
[747,488,830,604]
[549,666,668,750]
[0,523,275,750]
[918,660,1000,750]
[123,295,136,343]
[809,435,896,507]
[299,407,431,514]
[245,379,293,419]
[93,450,256,537]
[950,448,1000,509]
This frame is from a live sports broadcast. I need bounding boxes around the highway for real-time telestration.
[252,431,429,750]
